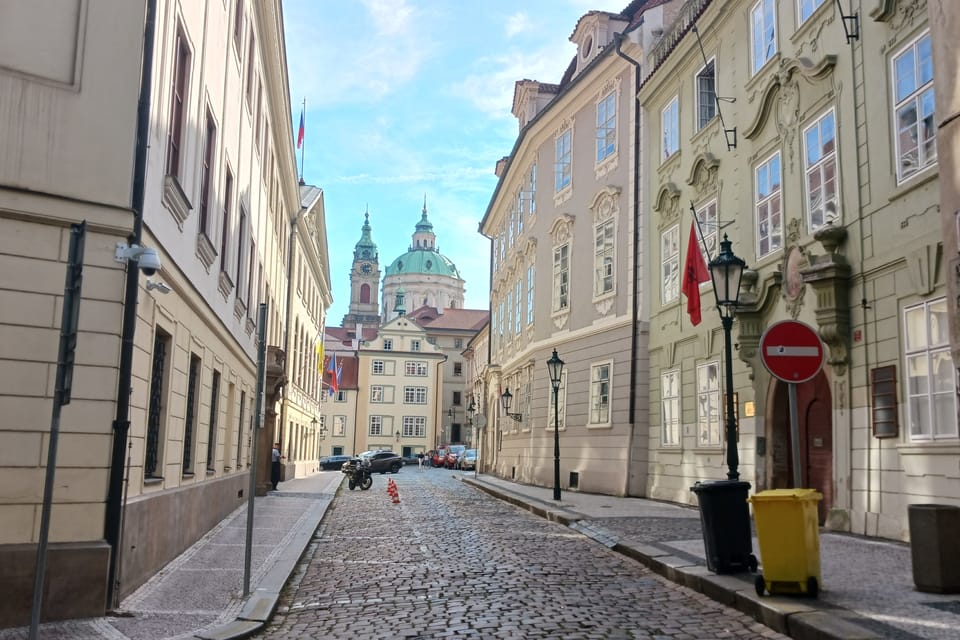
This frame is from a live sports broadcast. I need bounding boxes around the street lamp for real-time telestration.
[466,396,478,477]
[708,234,746,480]
[546,349,564,501]
[499,388,522,422]
[446,406,457,446]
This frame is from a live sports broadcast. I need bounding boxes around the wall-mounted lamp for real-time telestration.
[395,430,401,442]
[500,388,522,422]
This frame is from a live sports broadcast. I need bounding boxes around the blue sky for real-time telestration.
[282,0,626,326]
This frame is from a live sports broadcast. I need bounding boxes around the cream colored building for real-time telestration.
[0,0,326,625]
[478,3,682,496]
[640,0,954,540]
[356,315,446,455]
[463,322,491,461]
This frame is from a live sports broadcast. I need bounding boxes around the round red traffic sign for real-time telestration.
[759,320,825,383]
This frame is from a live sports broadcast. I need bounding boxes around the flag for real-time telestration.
[315,333,324,373]
[681,221,710,326]
[327,353,338,396]
[296,108,305,149]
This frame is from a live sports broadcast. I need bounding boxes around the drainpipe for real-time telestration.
[615,30,643,497]
[104,0,157,609]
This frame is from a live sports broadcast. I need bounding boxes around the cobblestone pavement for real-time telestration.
[257,470,787,639]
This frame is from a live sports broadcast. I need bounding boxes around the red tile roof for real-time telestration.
[406,306,489,331]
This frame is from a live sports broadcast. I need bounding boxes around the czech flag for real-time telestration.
[296,108,305,149]
[327,353,338,396]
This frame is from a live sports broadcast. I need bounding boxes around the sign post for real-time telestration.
[759,320,825,488]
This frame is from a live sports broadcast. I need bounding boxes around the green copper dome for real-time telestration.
[353,211,378,261]
[385,249,462,278]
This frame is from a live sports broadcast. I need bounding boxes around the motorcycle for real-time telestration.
[341,457,373,491]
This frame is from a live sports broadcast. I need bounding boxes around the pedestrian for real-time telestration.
[417,451,424,470]
[271,442,284,491]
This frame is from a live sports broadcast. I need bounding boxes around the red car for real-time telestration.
[444,445,466,469]
[430,448,447,467]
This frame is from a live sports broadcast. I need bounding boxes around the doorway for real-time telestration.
[768,370,833,524]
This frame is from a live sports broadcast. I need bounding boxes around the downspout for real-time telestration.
[105,0,157,609]
[279,206,307,457]
[615,30,643,497]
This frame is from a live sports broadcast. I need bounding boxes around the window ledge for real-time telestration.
[553,185,573,208]
[181,472,194,480]
[196,232,217,272]
[658,150,681,174]
[586,422,612,430]
[162,175,192,230]
[206,468,216,476]
[144,476,163,486]
[888,165,938,203]
[245,316,256,335]
[218,270,234,301]
[595,153,619,180]
[896,442,960,455]
[234,298,246,321]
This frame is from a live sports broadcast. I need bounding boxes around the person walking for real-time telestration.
[271,442,284,491]
[417,451,424,470]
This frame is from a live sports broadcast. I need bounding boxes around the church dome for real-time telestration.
[385,249,462,279]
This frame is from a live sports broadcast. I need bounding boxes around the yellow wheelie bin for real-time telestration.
[748,488,822,597]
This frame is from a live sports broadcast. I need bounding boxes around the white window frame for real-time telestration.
[526,264,535,325]
[594,218,615,297]
[383,338,393,351]
[697,199,718,263]
[589,361,612,425]
[892,31,936,184]
[403,386,428,404]
[370,385,384,403]
[697,361,722,447]
[402,415,426,438]
[661,225,680,304]
[372,360,385,375]
[553,243,569,312]
[404,360,427,376]
[755,151,783,259]
[411,339,421,352]
[751,0,777,75]
[555,129,572,192]
[333,415,346,437]
[596,91,617,163]
[515,279,522,335]
[335,390,347,402]
[798,0,826,24]
[547,369,567,431]
[661,369,681,447]
[904,298,957,441]
[369,415,383,436]
[662,96,679,160]
[803,109,839,232]
[528,164,537,217]
[695,58,716,131]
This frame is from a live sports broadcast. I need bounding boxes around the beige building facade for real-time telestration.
[640,0,954,540]
[0,0,328,625]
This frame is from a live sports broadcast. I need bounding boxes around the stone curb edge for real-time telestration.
[461,477,885,640]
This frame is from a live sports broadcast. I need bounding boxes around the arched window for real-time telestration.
[360,283,371,303]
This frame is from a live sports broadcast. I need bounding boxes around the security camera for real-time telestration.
[146,279,172,294]
[115,242,162,276]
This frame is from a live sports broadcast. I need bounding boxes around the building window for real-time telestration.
[145,329,171,478]
[334,415,346,437]
[371,385,384,403]
[403,416,426,438]
[166,26,191,179]
[661,370,681,447]
[594,219,615,296]
[405,361,427,376]
[661,225,680,304]
[799,0,825,24]
[697,199,718,259]
[404,386,428,404]
[369,415,383,436]
[206,370,220,470]
[220,168,233,271]
[454,362,463,377]
[411,339,421,352]
[547,370,567,430]
[662,96,679,160]
[697,361,722,446]
[803,109,838,232]
[383,339,393,351]
[751,0,776,74]
[904,298,956,440]
[696,59,716,130]
[372,360,385,375]
[235,207,246,298]
[454,338,463,349]
[453,391,462,406]
[183,354,201,473]
[505,290,513,339]
[555,129,572,192]
[893,31,936,183]
[553,243,569,311]
[526,264,535,325]
[590,362,611,424]
[198,110,217,236]
[515,279,522,334]
[245,30,256,106]
[755,151,782,259]
[336,390,347,402]
[596,91,617,162]
[528,163,537,217]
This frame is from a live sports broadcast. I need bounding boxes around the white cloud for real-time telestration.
[505,12,531,38]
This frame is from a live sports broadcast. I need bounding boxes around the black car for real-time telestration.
[319,454,352,470]
[357,450,403,474]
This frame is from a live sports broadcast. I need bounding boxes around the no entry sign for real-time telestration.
[759,320,825,383]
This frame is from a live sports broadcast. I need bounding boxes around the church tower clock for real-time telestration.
[342,211,382,329]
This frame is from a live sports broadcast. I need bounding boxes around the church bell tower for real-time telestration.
[342,210,382,328]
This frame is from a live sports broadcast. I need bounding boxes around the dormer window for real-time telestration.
[582,34,593,60]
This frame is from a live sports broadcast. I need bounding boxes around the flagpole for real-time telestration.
[299,97,306,185]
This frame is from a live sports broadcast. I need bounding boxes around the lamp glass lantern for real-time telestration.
[708,234,746,316]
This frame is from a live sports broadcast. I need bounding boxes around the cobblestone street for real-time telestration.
[257,471,786,639]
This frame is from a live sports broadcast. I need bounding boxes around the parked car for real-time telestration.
[445,445,466,469]
[457,449,477,470]
[319,454,352,471]
[402,453,420,466]
[357,450,403,474]
[430,448,447,468]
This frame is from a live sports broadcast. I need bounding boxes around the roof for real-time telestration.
[406,305,489,332]
[385,249,462,279]
[326,326,379,347]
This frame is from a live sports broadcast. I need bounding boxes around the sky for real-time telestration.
[282,0,627,326]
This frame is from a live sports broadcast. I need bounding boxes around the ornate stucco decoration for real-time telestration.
[522,237,538,259]
[794,7,836,58]
[780,218,809,318]
[734,268,783,380]
[685,153,720,199]
[595,79,623,180]
[800,223,851,375]
[652,182,681,230]
[878,0,927,52]
[549,214,575,331]
[590,186,621,317]
[743,55,837,171]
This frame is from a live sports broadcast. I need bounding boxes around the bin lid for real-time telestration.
[748,488,822,502]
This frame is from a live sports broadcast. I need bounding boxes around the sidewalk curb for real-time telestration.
[462,477,886,640]
[195,494,336,640]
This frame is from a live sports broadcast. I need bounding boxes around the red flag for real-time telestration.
[326,353,338,396]
[681,222,710,326]
[296,109,305,149]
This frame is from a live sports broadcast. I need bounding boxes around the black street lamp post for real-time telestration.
[466,397,477,477]
[707,234,746,480]
[547,349,565,501]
